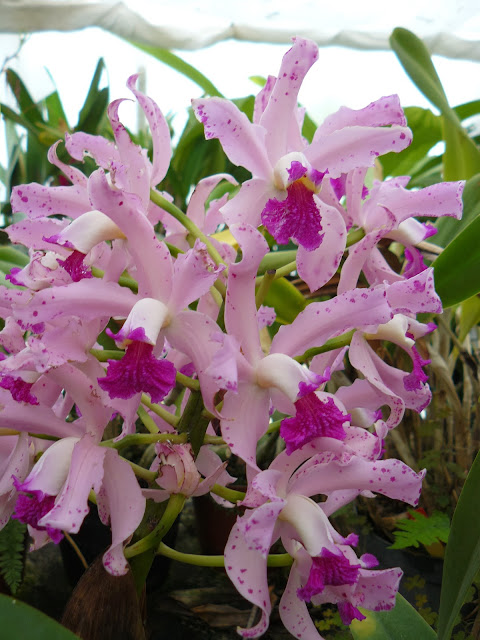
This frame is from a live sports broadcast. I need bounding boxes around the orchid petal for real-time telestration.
[305,125,412,179]
[98,447,146,575]
[193,98,272,180]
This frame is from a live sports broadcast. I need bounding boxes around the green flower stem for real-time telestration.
[150,190,226,268]
[294,330,355,364]
[127,459,158,483]
[175,371,200,391]
[211,484,246,503]
[255,269,276,309]
[177,389,210,457]
[346,228,365,247]
[266,419,282,434]
[258,250,297,275]
[137,404,159,434]
[90,348,123,362]
[101,432,222,450]
[91,266,139,292]
[157,542,293,568]
[141,394,180,428]
[273,260,297,280]
[124,493,186,558]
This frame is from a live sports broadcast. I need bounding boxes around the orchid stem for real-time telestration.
[150,189,226,268]
[124,493,186,558]
[211,484,245,503]
[274,260,297,280]
[157,542,293,567]
[137,404,159,434]
[90,348,123,361]
[63,531,88,570]
[141,394,180,428]
[294,330,355,363]
[255,269,276,309]
[175,372,200,391]
[127,459,158,483]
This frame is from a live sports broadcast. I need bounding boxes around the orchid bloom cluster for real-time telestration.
[0,37,464,638]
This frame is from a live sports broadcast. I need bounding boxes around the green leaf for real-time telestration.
[0,594,79,639]
[125,42,223,98]
[458,295,480,343]
[437,449,480,640]
[434,174,480,247]
[5,69,44,127]
[432,213,480,307]
[350,593,436,640]
[76,59,109,133]
[390,28,480,181]
[389,28,450,115]
[0,520,26,594]
[0,103,39,136]
[44,90,69,132]
[390,510,449,550]
[454,99,480,122]
[263,277,305,324]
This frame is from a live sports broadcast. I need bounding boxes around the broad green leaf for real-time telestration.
[0,594,79,639]
[443,116,480,181]
[126,42,223,97]
[350,593,436,640]
[380,107,442,178]
[0,103,39,136]
[434,173,480,247]
[433,214,480,307]
[5,69,44,126]
[458,294,480,343]
[389,28,450,115]
[302,111,317,144]
[44,90,69,132]
[76,58,108,133]
[390,28,480,180]
[454,99,480,122]
[264,277,305,324]
[437,450,480,640]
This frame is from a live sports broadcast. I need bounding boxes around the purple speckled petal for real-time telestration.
[225,504,283,638]
[13,485,63,544]
[193,98,272,179]
[279,556,322,640]
[338,602,366,625]
[39,435,105,534]
[271,285,392,358]
[305,125,412,179]
[262,181,323,250]
[296,198,347,291]
[97,447,146,575]
[98,341,176,403]
[57,250,93,282]
[316,95,406,137]
[225,224,269,364]
[281,393,348,455]
[259,37,319,163]
[127,74,171,187]
[0,376,38,405]
[11,183,90,220]
[298,548,360,601]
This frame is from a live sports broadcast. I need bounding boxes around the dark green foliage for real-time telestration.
[0,518,27,594]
